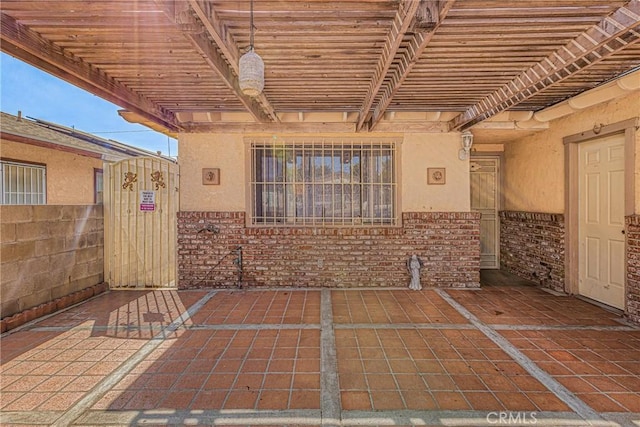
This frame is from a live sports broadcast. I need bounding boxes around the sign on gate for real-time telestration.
[140,190,156,211]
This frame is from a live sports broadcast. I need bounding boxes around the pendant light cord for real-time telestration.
[249,0,255,50]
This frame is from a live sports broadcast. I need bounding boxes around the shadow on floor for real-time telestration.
[480,269,537,287]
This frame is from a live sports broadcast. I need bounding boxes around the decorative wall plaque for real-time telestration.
[202,168,220,185]
[427,168,446,185]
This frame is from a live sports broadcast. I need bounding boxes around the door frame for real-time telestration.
[470,153,504,269]
[564,118,637,302]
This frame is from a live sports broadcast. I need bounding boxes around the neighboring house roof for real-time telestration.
[0,111,175,163]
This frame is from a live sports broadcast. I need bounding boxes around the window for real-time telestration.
[250,139,397,226]
[0,160,46,205]
[94,168,104,204]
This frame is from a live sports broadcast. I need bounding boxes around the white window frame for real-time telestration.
[0,160,47,205]
[248,138,398,226]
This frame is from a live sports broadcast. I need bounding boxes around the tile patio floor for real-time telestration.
[1,285,639,426]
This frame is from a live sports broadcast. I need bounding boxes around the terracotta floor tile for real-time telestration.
[494,391,537,411]
[289,389,320,409]
[387,359,417,374]
[293,373,320,389]
[263,373,292,389]
[362,359,390,373]
[563,361,601,376]
[1,375,48,392]
[556,376,598,393]
[366,374,397,390]
[441,360,474,375]
[341,391,372,410]
[173,373,208,390]
[213,359,243,373]
[37,375,77,392]
[414,360,445,374]
[257,390,290,409]
[204,373,236,390]
[0,392,22,410]
[393,374,427,390]
[509,375,548,392]
[402,391,438,410]
[577,393,626,412]
[37,391,84,411]
[526,392,570,412]
[451,374,488,391]
[191,390,227,410]
[586,376,631,393]
[92,390,135,410]
[123,390,168,410]
[295,358,320,373]
[233,373,264,390]
[609,392,640,412]
[160,390,196,409]
[144,373,180,390]
[268,359,295,373]
[371,390,404,410]
[224,390,258,409]
[63,375,103,392]
[432,391,471,410]
[465,391,505,411]
[479,374,518,392]
[3,392,51,411]
[424,374,456,391]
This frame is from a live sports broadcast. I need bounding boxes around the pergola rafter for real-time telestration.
[365,0,457,132]
[355,0,421,132]
[448,0,640,132]
[0,12,182,132]
[155,0,277,123]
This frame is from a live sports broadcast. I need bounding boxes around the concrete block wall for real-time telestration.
[177,211,481,289]
[0,205,104,318]
[500,211,565,292]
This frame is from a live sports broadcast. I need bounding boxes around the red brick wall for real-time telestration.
[626,215,640,324]
[500,211,565,292]
[177,212,480,289]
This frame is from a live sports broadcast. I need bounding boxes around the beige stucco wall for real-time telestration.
[1,139,103,205]
[402,133,470,211]
[178,132,471,213]
[504,92,640,213]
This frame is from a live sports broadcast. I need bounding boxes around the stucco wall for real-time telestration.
[179,132,471,213]
[504,93,639,213]
[1,139,103,205]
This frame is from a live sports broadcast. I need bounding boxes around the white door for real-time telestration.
[470,157,499,269]
[578,134,625,309]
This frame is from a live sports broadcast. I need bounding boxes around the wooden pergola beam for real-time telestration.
[356,0,421,131]
[157,0,277,123]
[449,0,640,131]
[0,12,182,132]
[365,0,456,131]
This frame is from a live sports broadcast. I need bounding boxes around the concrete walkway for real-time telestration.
[1,285,639,426]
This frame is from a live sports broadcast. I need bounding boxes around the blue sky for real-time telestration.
[0,52,178,157]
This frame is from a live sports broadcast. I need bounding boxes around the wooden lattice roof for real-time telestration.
[1,1,639,136]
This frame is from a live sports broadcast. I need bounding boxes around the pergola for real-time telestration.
[1,1,639,142]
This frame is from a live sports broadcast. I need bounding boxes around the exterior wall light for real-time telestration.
[459,131,474,160]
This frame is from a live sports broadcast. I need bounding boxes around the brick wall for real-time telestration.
[178,211,480,289]
[626,215,640,324]
[0,205,104,318]
[500,211,565,292]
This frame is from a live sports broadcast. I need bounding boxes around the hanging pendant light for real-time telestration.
[239,0,264,97]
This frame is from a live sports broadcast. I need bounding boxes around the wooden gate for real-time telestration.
[104,157,179,288]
